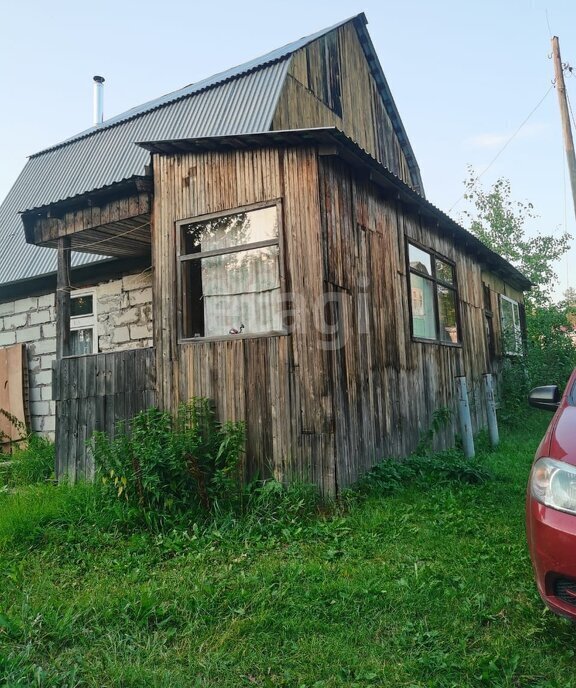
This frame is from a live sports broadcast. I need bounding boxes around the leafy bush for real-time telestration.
[499,303,576,424]
[414,406,453,456]
[356,448,493,496]
[92,399,246,522]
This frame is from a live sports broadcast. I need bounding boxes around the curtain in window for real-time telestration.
[411,274,436,339]
[201,245,282,336]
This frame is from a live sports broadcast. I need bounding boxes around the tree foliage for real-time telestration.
[462,169,571,305]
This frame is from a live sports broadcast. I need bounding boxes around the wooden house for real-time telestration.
[1,14,529,491]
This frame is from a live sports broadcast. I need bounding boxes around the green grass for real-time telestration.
[0,412,574,687]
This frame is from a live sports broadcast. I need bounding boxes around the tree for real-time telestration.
[561,287,576,329]
[563,287,576,306]
[462,169,572,306]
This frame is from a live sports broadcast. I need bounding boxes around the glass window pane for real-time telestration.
[70,328,94,355]
[70,294,93,317]
[437,287,459,343]
[410,274,437,339]
[183,206,278,254]
[435,259,455,286]
[408,244,432,277]
[184,245,282,338]
[501,297,521,354]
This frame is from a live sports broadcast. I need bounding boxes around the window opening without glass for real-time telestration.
[178,203,284,339]
[407,242,460,344]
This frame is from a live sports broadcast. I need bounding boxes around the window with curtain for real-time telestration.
[70,292,97,355]
[407,242,460,344]
[179,203,284,339]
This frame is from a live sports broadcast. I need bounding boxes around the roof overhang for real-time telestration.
[137,128,531,291]
[21,175,153,258]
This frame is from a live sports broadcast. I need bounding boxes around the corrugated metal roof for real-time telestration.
[42,14,358,156]
[0,60,290,285]
[0,12,422,287]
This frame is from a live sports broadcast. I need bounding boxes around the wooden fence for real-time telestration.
[53,347,156,481]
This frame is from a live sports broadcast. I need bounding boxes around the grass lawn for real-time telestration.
[0,411,574,687]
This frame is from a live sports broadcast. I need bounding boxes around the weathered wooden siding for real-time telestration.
[152,146,522,494]
[152,148,336,493]
[272,23,419,192]
[318,155,503,488]
[53,348,156,481]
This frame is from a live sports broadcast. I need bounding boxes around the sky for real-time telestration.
[1,0,575,300]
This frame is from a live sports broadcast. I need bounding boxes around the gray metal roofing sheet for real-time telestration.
[0,12,423,288]
[44,14,359,155]
[0,60,290,285]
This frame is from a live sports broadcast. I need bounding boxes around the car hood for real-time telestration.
[548,406,576,466]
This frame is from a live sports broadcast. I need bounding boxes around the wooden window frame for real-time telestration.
[483,283,496,361]
[499,294,523,356]
[176,199,287,343]
[69,289,97,355]
[405,239,462,347]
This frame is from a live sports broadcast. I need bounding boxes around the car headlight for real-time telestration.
[530,457,576,515]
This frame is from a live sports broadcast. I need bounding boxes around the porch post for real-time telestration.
[56,237,71,359]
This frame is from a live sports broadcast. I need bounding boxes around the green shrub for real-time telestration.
[499,304,576,425]
[92,399,246,523]
[356,448,493,496]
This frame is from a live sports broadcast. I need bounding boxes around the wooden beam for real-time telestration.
[25,192,151,247]
[552,36,576,223]
[56,237,71,360]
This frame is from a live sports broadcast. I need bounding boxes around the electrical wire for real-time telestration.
[567,90,576,132]
[546,9,553,39]
[449,85,554,213]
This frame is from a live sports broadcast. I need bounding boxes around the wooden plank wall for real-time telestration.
[272,23,419,193]
[318,156,500,488]
[0,344,29,451]
[152,146,521,494]
[152,148,336,493]
[53,348,156,481]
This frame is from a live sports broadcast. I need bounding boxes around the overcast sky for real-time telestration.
[1,0,575,299]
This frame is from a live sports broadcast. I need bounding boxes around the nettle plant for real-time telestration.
[92,399,246,517]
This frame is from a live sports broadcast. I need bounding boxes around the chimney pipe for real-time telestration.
[93,75,105,126]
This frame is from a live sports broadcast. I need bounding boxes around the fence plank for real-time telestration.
[53,348,156,482]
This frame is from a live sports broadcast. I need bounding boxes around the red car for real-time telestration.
[527,368,576,621]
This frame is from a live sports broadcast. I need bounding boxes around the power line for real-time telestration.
[567,90,576,132]
[449,85,554,213]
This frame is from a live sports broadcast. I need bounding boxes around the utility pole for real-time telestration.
[552,36,576,222]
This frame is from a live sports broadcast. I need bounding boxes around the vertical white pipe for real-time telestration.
[483,373,500,447]
[93,76,105,126]
[456,376,475,458]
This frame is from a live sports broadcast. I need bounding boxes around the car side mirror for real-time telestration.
[528,385,561,411]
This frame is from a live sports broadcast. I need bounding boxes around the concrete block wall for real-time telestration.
[0,271,153,438]
[97,272,153,351]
